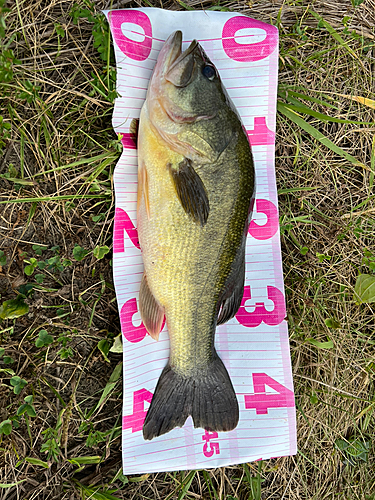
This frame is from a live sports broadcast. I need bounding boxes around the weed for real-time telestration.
[18,80,41,104]
[0,296,29,320]
[35,329,54,347]
[10,376,28,395]
[73,244,89,261]
[0,419,12,435]
[17,395,37,418]
[41,427,61,462]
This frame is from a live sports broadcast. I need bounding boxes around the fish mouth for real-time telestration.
[159,31,183,74]
[166,35,198,74]
[154,31,199,88]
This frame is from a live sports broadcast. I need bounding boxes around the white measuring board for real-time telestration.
[105,8,297,474]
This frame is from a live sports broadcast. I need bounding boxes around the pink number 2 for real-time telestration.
[113,207,140,253]
[244,373,295,414]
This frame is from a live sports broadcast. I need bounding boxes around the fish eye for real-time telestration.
[202,65,216,81]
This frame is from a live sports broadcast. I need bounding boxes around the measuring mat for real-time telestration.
[105,8,297,474]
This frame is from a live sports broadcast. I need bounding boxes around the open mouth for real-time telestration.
[166,34,198,74]
[161,32,198,88]
[158,31,198,75]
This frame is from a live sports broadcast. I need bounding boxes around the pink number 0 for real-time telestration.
[109,10,152,61]
[222,17,278,62]
[236,285,286,327]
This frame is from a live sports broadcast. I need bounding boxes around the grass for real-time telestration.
[0,0,374,498]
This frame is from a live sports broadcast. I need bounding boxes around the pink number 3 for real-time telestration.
[236,285,286,328]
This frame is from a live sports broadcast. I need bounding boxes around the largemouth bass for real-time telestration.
[137,31,255,440]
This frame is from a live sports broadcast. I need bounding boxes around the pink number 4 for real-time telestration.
[244,373,295,415]
[123,389,153,432]
[202,430,220,457]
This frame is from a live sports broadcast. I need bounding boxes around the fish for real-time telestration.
[136,31,255,440]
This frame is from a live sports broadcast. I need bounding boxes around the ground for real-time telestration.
[0,0,374,499]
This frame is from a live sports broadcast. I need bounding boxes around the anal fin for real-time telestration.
[168,158,209,227]
[139,274,164,341]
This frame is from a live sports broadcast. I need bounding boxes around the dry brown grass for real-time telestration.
[0,0,374,499]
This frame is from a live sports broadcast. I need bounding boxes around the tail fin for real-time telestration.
[143,353,239,440]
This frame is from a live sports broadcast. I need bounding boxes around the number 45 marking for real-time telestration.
[202,430,220,457]
[244,373,295,415]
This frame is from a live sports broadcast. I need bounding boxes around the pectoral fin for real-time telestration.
[137,162,150,218]
[168,158,209,226]
[139,274,164,341]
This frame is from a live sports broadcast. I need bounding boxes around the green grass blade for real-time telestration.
[202,471,220,500]
[0,480,27,489]
[278,187,320,195]
[309,10,362,64]
[279,102,372,125]
[92,362,122,415]
[32,152,117,178]
[68,455,101,465]
[177,471,196,500]
[277,102,365,167]
[278,87,337,109]
[0,194,109,204]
